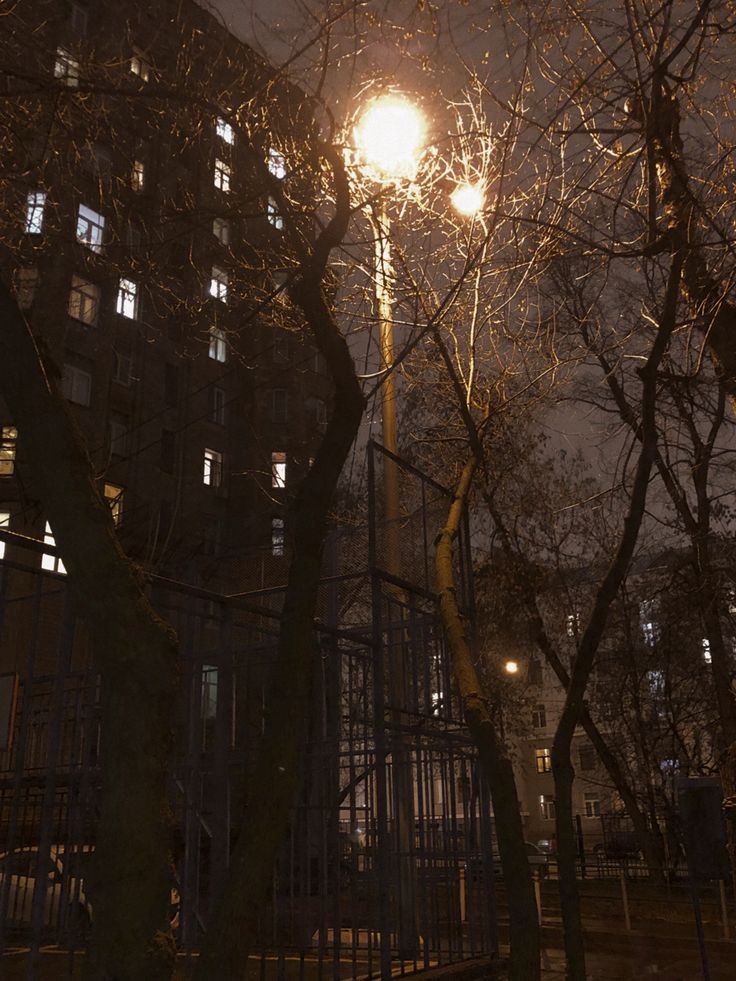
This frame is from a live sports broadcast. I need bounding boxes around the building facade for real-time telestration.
[0,0,331,642]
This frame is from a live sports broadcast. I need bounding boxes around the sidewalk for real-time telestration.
[534,926,736,980]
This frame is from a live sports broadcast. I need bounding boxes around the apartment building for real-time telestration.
[0,0,331,624]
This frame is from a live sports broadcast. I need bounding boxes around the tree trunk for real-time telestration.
[0,285,179,981]
[193,259,365,978]
[437,457,540,981]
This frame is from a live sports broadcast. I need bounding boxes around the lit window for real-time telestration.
[54,47,79,87]
[103,483,124,525]
[531,704,546,729]
[640,600,658,646]
[209,266,228,303]
[68,275,100,325]
[113,352,133,385]
[62,364,92,406]
[25,192,46,234]
[211,386,226,425]
[208,327,227,362]
[702,638,712,664]
[535,747,552,774]
[214,159,231,192]
[42,522,66,575]
[584,792,600,818]
[0,512,9,560]
[14,267,39,310]
[566,612,579,638]
[116,278,138,319]
[268,148,286,179]
[212,217,230,245]
[131,159,145,192]
[539,794,555,820]
[130,50,150,81]
[216,116,234,145]
[271,451,286,489]
[272,517,284,557]
[76,205,105,253]
[267,196,283,230]
[0,427,17,476]
[270,389,288,424]
[646,669,665,698]
[109,416,129,457]
[203,448,223,487]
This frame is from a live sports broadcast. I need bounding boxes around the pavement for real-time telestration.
[533,922,736,980]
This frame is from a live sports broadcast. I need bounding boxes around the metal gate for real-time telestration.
[0,444,498,978]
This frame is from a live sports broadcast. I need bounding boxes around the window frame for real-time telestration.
[54,47,79,87]
[116,277,139,319]
[216,116,235,145]
[535,747,552,774]
[209,266,228,304]
[0,427,18,477]
[42,521,67,575]
[62,363,92,406]
[103,483,124,526]
[68,274,100,325]
[208,326,227,363]
[271,451,286,489]
[203,447,224,488]
[25,192,46,235]
[76,204,105,253]
[214,158,231,193]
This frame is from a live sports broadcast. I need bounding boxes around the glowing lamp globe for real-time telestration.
[355,96,425,181]
[452,182,485,216]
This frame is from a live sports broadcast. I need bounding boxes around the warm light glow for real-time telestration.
[504,660,519,675]
[452,182,485,216]
[355,96,425,181]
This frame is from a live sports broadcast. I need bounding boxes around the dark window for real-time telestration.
[160,429,176,473]
[528,660,543,686]
[579,745,596,771]
[164,364,178,407]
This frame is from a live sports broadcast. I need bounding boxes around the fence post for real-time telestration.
[534,870,542,927]
[620,871,631,931]
[576,814,586,879]
[459,864,467,923]
[719,879,729,940]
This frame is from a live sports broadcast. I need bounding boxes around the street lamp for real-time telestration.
[355,96,426,963]
[451,181,486,218]
[355,96,426,580]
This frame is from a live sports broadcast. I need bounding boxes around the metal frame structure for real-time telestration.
[0,444,498,978]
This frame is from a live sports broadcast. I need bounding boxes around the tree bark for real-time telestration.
[550,252,682,980]
[437,457,540,981]
[193,151,365,979]
[0,284,179,981]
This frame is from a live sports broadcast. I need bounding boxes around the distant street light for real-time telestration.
[504,659,520,675]
[451,181,485,217]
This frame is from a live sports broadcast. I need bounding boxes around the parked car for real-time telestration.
[465,842,549,881]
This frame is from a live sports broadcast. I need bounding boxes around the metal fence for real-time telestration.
[0,444,499,978]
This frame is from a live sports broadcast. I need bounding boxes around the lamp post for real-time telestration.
[355,96,426,962]
[355,96,426,581]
